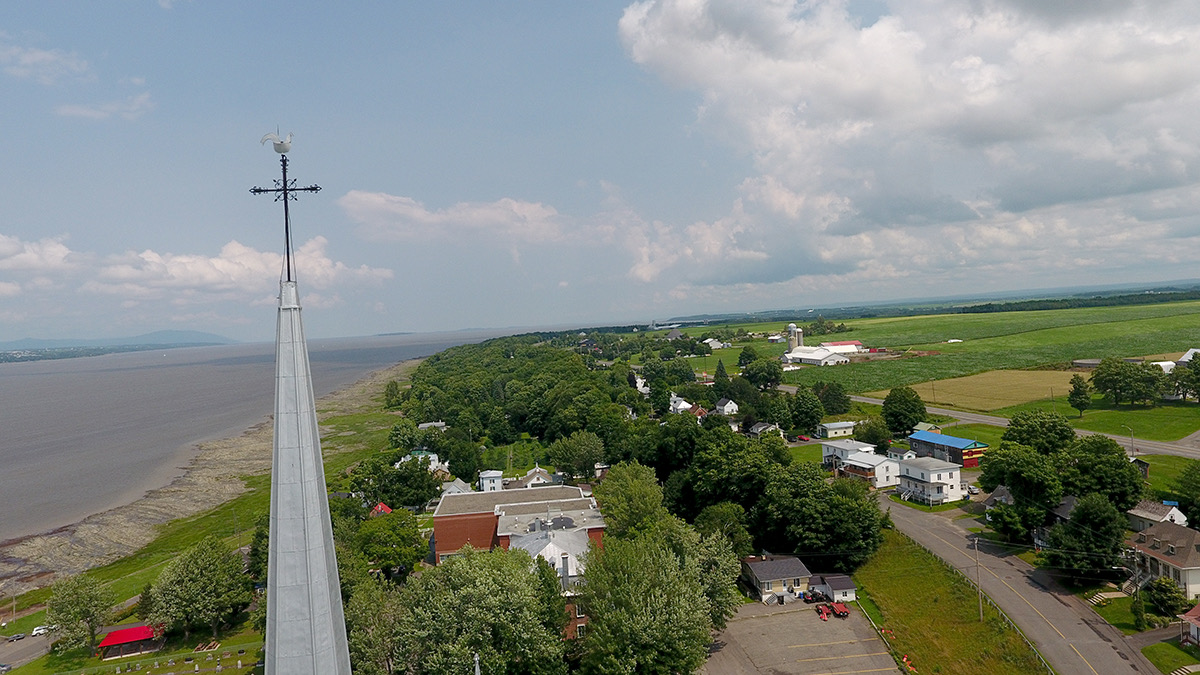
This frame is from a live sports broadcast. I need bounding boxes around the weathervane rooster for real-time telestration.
[261,131,293,154]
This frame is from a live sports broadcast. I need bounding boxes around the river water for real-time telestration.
[0,331,499,542]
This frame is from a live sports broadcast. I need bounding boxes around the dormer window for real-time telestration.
[1168,544,1177,555]
[1153,538,1161,549]
[1138,533,1146,542]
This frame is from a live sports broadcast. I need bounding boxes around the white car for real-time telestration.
[31,625,55,636]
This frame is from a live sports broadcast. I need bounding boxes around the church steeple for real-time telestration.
[253,139,351,675]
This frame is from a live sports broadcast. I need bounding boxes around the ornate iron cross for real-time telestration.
[251,154,321,282]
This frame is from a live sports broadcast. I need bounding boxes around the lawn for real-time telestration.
[853,530,1048,675]
[887,494,975,514]
[1141,454,1198,500]
[994,396,1200,442]
[867,369,1079,411]
[1091,595,1139,635]
[789,444,822,464]
[1144,639,1200,674]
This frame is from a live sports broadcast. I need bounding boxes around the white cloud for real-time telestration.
[0,235,78,272]
[55,92,155,121]
[82,238,392,302]
[613,0,1200,298]
[0,42,89,84]
[340,191,562,243]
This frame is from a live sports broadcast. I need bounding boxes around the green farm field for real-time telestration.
[776,301,1200,393]
[993,395,1200,442]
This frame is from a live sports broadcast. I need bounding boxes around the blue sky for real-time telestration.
[3,1,1200,341]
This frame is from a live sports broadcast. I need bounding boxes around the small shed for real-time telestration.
[810,574,857,602]
[818,421,856,438]
[98,625,161,660]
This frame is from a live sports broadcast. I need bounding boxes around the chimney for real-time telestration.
[561,553,570,591]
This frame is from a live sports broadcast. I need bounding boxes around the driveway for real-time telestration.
[704,601,898,674]
[885,498,1158,675]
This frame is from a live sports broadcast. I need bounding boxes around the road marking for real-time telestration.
[1071,643,1101,675]
[788,638,880,648]
[794,652,891,663]
[918,525,1067,640]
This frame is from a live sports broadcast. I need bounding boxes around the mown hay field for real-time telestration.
[854,530,1047,675]
[866,369,1080,411]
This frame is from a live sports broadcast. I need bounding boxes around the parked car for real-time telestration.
[967,485,980,495]
[0,663,12,673]
[796,434,810,442]
[31,625,55,636]
[6,634,24,642]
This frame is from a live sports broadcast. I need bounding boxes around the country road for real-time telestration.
[887,500,1159,675]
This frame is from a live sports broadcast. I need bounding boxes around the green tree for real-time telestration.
[387,418,421,451]
[547,431,606,482]
[1067,374,1092,418]
[742,358,783,391]
[389,547,567,674]
[351,455,441,510]
[1131,592,1147,631]
[713,359,730,396]
[1092,357,1139,405]
[665,358,697,385]
[1039,494,1127,582]
[1057,435,1144,511]
[46,574,114,655]
[986,503,1027,543]
[1001,410,1076,455]
[579,537,712,674]
[694,502,755,558]
[812,381,851,415]
[346,577,406,675]
[979,443,1064,539]
[247,513,269,583]
[593,461,668,539]
[383,380,404,410]
[1144,577,1190,617]
[737,345,759,368]
[1174,461,1200,524]
[854,416,892,453]
[149,536,251,638]
[790,388,825,432]
[881,386,925,435]
[355,510,428,583]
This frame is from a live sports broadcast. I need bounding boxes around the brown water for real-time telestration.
[0,331,497,542]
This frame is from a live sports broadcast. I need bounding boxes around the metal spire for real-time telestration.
[252,138,351,675]
[251,148,321,282]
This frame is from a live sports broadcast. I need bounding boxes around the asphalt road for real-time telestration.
[886,500,1158,675]
[0,632,50,670]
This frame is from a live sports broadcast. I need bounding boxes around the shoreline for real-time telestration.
[0,357,421,597]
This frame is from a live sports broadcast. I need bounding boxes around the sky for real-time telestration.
[3,1,1200,341]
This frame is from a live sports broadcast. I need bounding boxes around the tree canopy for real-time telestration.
[47,574,114,654]
[881,386,926,435]
[147,536,251,638]
[1000,410,1076,455]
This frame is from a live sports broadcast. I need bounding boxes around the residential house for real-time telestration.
[478,469,503,492]
[907,430,989,468]
[913,422,942,433]
[741,555,811,602]
[982,485,1013,511]
[1127,521,1200,599]
[702,337,732,350]
[1181,604,1200,647]
[417,421,447,431]
[668,393,694,415]
[715,398,739,417]
[634,375,651,396]
[665,328,684,341]
[821,439,874,470]
[809,574,857,601]
[887,447,917,462]
[396,450,451,476]
[370,502,392,517]
[748,422,782,438]
[1128,500,1189,532]
[1034,495,1078,547]
[504,464,563,490]
[897,457,963,505]
[817,421,857,438]
[838,451,899,489]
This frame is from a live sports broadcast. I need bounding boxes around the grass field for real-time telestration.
[777,301,1200,393]
[853,530,1047,675]
[1140,454,1198,499]
[939,423,1007,448]
[993,396,1200,442]
[867,369,1079,411]
[1143,639,1200,674]
[789,444,822,464]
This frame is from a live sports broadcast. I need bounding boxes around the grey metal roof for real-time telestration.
[434,485,587,516]
[744,555,811,582]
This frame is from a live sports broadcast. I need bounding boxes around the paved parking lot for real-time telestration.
[703,601,899,675]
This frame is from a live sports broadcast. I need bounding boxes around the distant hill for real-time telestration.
[0,330,237,351]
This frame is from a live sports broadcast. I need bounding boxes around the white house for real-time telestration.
[741,555,811,602]
[715,398,739,416]
[702,337,731,350]
[821,439,874,470]
[396,450,450,475]
[634,375,651,396]
[897,457,963,505]
[478,469,503,492]
[839,451,899,489]
[818,421,857,438]
[1128,500,1189,532]
[887,447,917,462]
[1128,522,1200,600]
[668,393,693,414]
[810,574,857,602]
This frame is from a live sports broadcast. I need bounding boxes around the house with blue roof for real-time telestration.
[908,430,989,468]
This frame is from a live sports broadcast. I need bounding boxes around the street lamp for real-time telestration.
[1121,424,1134,455]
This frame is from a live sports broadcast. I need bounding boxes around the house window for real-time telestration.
[576,623,586,639]
[794,578,802,587]
[576,604,585,618]
[937,473,942,480]
[762,581,772,591]
[1174,568,1182,582]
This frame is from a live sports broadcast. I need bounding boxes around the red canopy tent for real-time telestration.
[97,625,158,659]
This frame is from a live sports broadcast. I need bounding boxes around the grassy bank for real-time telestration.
[854,530,1048,675]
